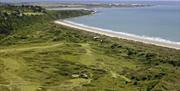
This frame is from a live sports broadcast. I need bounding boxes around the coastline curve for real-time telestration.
[55,20,180,50]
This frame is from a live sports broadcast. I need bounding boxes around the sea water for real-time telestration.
[67,1,180,43]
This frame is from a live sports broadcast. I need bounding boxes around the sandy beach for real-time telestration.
[54,20,180,50]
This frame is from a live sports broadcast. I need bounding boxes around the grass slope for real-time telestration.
[0,5,180,91]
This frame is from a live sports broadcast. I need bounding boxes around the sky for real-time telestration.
[0,0,180,3]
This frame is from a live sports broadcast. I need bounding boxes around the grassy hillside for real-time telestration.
[0,5,180,91]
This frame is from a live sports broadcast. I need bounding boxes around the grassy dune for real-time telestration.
[0,5,180,91]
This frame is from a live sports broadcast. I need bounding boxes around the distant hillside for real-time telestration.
[0,4,91,36]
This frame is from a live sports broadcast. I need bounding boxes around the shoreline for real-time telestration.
[54,20,180,50]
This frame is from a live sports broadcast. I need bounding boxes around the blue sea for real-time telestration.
[67,1,180,43]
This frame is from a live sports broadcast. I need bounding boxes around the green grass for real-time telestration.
[0,42,137,91]
[0,4,180,91]
[0,31,179,91]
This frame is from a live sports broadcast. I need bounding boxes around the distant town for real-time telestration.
[35,3,154,9]
[0,2,154,9]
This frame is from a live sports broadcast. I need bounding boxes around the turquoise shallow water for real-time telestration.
[67,3,180,43]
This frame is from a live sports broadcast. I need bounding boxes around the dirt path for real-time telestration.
[0,43,63,53]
